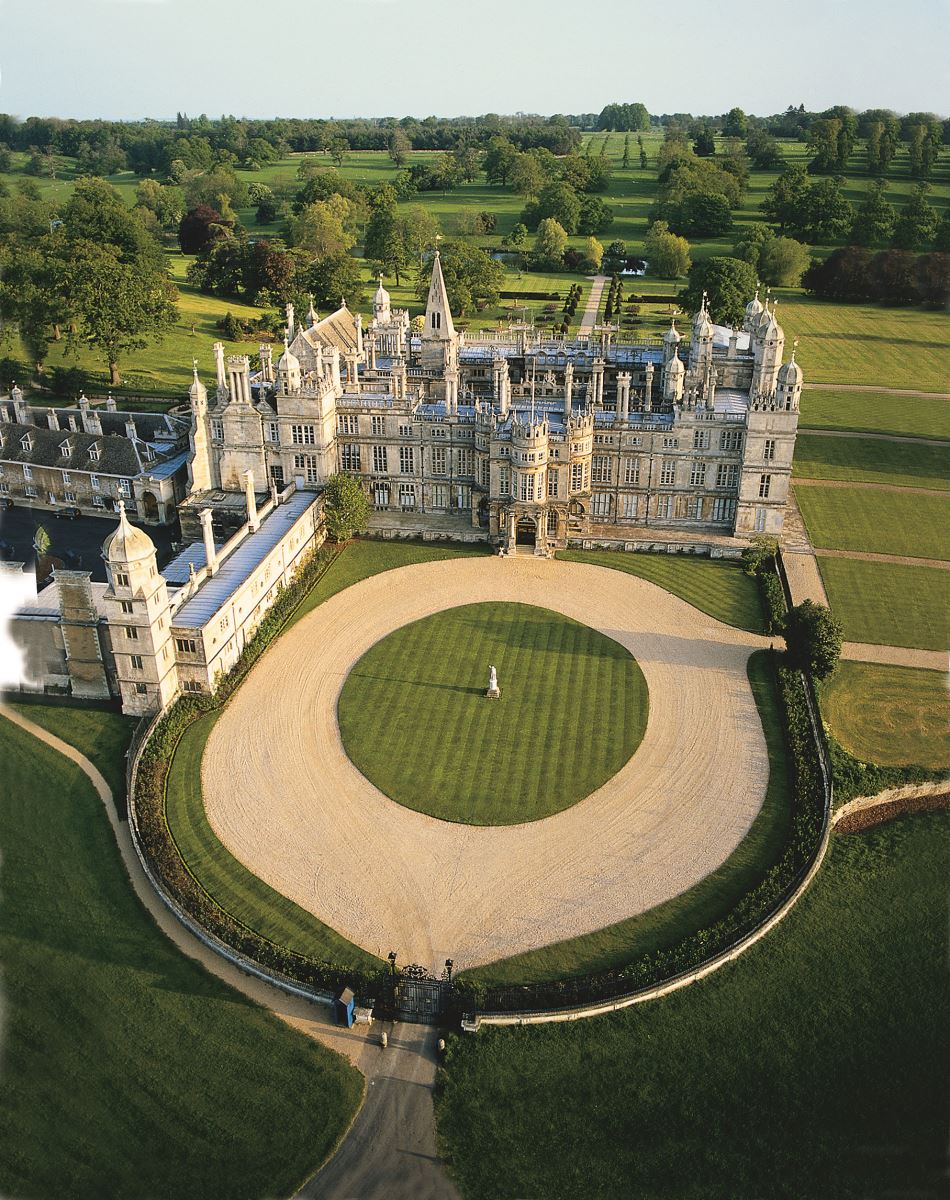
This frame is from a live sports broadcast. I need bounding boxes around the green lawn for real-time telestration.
[817,557,950,651]
[338,602,648,825]
[800,389,950,440]
[6,701,135,813]
[0,713,362,1200]
[165,709,382,972]
[777,295,950,393]
[793,433,950,490]
[288,537,492,627]
[821,662,950,770]
[437,812,949,1200]
[464,651,789,985]
[796,485,950,560]
[556,548,765,633]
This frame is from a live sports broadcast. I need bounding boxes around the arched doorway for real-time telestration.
[515,516,536,547]
[142,491,159,522]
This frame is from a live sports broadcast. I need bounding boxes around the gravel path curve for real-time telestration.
[203,556,771,973]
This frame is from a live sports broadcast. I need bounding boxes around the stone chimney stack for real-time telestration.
[125,418,138,442]
[79,396,102,435]
[11,385,29,424]
[244,470,260,533]
[616,372,631,423]
[563,362,574,420]
[227,356,252,405]
[47,408,60,432]
[213,341,227,395]
[259,344,274,384]
[199,508,218,576]
[105,394,117,412]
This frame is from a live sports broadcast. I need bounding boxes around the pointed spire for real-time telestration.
[422,249,456,341]
[307,294,318,326]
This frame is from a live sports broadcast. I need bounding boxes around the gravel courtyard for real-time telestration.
[203,555,771,972]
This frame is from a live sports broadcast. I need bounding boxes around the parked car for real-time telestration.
[54,506,82,520]
[0,497,13,511]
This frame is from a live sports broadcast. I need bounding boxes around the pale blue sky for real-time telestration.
[1,0,947,120]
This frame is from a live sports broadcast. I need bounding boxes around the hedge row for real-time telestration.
[759,569,788,637]
[459,659,827,1015]
[827,736,945,807]
[131,539,390,1005]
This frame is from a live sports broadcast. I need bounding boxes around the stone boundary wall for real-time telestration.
[125,708,337,1012]
[832,780,950,834]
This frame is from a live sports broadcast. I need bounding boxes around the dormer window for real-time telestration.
[20,434,32,452]
[88,444,101,462]
[60,440,72,458]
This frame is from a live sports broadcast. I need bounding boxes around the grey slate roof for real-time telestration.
[0,419,189,480]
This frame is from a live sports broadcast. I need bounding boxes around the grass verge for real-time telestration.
[437,812,949,1200]
[0,713,362,1200]
[556,548,765,633]
[793,432,950,490]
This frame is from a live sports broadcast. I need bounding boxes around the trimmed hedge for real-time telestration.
[827,736,945,807]
[759,570,788,637]
[459,659,827,1015]
[131,540,390,1005]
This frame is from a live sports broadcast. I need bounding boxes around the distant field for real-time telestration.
[438,812,949,1200]
[793,433,950,490]
[4,136,948,394]
[821,662,950,769]
[817,557,950,651]
[800,390,950,440]
[796,486,950,561]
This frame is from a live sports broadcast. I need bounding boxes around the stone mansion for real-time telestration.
[185,252,802,553]
[4,255,803,714]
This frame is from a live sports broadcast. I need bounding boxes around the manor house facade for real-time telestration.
[184,253,802,553]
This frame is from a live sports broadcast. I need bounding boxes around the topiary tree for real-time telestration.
[322,473,369,543]
[784,599,843,680]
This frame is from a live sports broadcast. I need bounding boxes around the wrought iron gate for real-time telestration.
[395,963,453,1024]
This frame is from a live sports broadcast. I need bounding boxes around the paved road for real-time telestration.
[0,506,180,581]
[577,274,608,336]
[300,1021,460,1200]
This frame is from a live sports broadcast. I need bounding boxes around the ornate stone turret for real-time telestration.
[662,318,681,365]
[663,348,685,403]
[187,360,214,493]
[276,338,301,396]
[102,502,177,715]
[373,275,392,324]
[213,341,227,400]
[751,300,785,403]
[776,342,803,411]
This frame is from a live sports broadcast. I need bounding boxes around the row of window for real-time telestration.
[588,493,739,522]
[0,463,130,493]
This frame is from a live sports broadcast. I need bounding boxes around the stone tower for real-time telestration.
[101,503,178,715]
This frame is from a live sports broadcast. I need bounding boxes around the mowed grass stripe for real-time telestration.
[793,433,950,490]
[556,549,765,632]
[337,602,648,825]
[800,390,950,441]
[817,557,950,652]
[796,486,950,561]
[820,661,950,770]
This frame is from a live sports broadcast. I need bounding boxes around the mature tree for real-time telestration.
[387,127,411,167]
[784,599,842,680]
[692,123,716,157]
[363,203,408,284]
[322,472,369,542]
[243,239,297,304]
[288,197,356,257]
[452,144,481,183]
[303,251,365,310]
[722,107,748,138]
[871,250,921,305]
[602,239,627,274]
[766,171,853,243]
[916,252,950,306]
[934,210,950,253]
[135,179,184,230]
[671,192,733,237]
[644,220,691,278]
[865,118,898,175]
[733,223,774,272]
[759,236,811,287]
[416,241,503,314]
[178,204,230,254]
[678,256,758,326]
[622,134,631,170]
[510,151,545,198]
[484,136,519,186]
[892,184,938,250]
[906,121,941,179]
[762,166,810,233]
[851,181,895,246]
[183,164,248,212]
[434,152,462,193]
[583,236,604,272]
[596,102,649,131]
[577,193,613,235]
[532,218,568,271]
[328,135,349,167]
[501,222,530,268]
[63,177,162,268]
[745,127,781,169]
[524,182,581,234]
[802,247,875,301]
[61,240,178,385]
[0,236,67,374]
